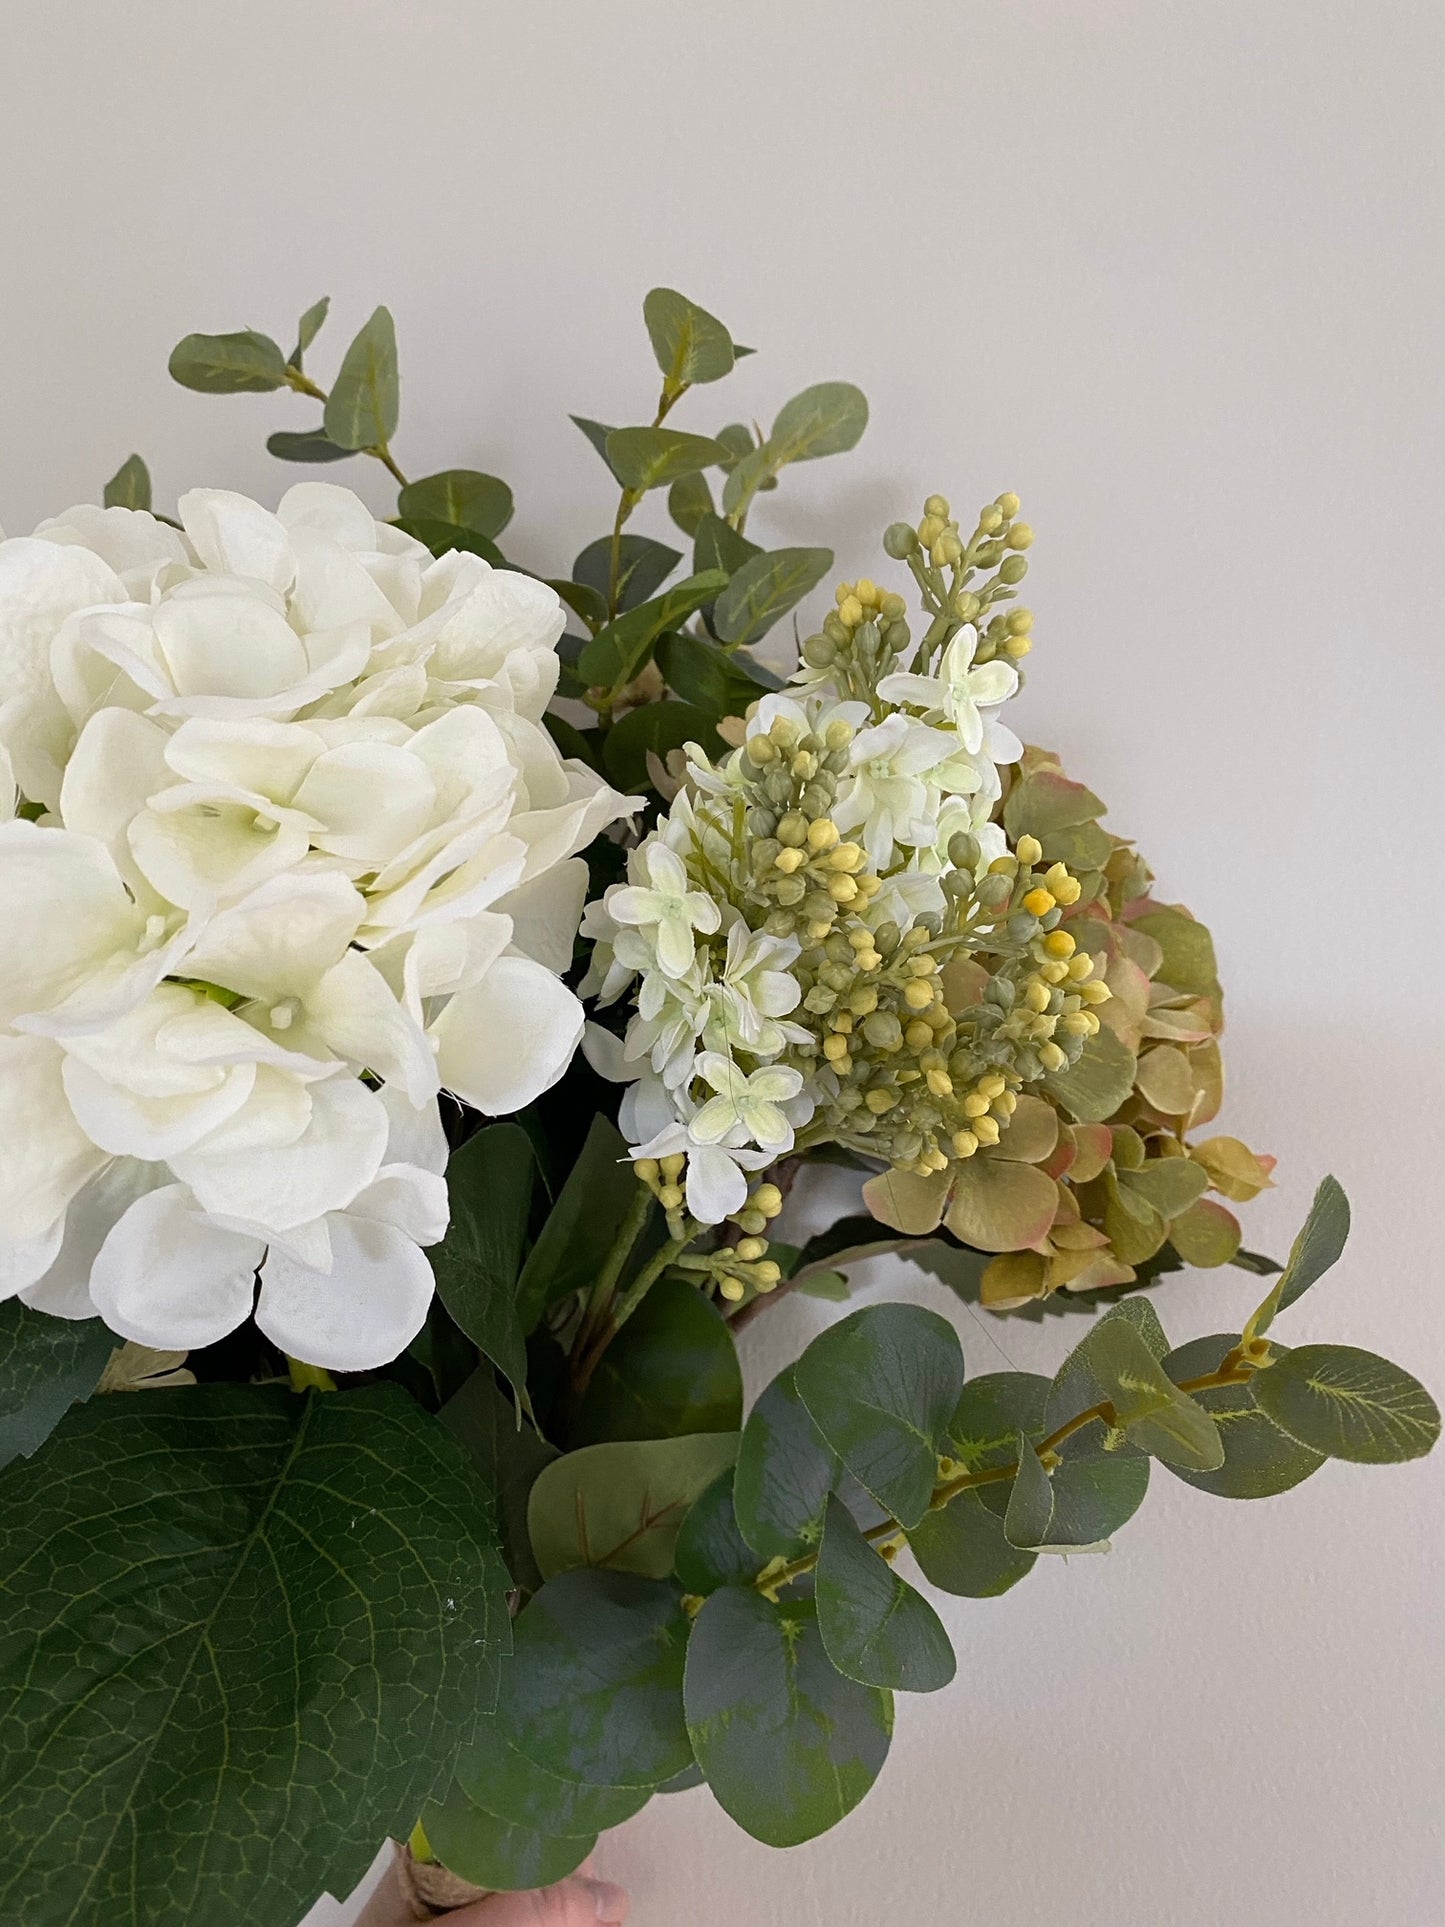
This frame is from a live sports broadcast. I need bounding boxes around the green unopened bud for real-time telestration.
[973,540,1002,569]
[954,590,982,622]
[777,812,809,847]
[883,618,911,652]
[998,555,1029,585]
[802,634,837,668]
[977,873,1014,911]
[884,521,919,559]
[863,1011,903,1051]
[923,493,951,519]
[947,831,980,869]
[873,920,901,955]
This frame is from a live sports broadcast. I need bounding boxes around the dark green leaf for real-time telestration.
[574,1276,742,1444]
[454,1709,649,1836]
[422,1781,593,1893]
[398,470,514,539]
[794,1305,964,1529]
[946,1370,1049,1468]
[693,510,761,580]
[0,1303,114,1471]
[551,578,608,632]
[570,415,620,479]
[604,427,730,493]
[668,471,716,537]
[816,1497,954,1693]
[685,1587,891,1847]
[0,1384,508,1927]
[577,569,729,687]
[766,381,869,464]
[291,296,330,368]
[572,533,681,612]
[393,517,506,567]
[1251,1344,1441,1464]
[102,453,151,511]
[441,1367,559,1591]
[323,305,399,450]
[529,1432,739,1580]
[733,1365,841,1560]
[1243,1174,1351,1342]
[909,1487,1036,1597]
[542,710,598,770]
[430,1124,535,1403]
[1159,1334,1325,1499]
[515,1116,640,1331]
[713,546,833,647]
[956,1370,1149,1547]
[168,328,288,393]
[496,1569,693,1788]
[674,1469,763,1592]
[654,631,773,716]
[643,287,736,388]
[266,427,354,463]
[1003,1431,1054,1548]
[601,701,721,792]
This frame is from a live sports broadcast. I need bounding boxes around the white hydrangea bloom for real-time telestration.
[0,485,636,1367]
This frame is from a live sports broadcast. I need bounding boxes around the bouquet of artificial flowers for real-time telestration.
[0,289,1435,1926]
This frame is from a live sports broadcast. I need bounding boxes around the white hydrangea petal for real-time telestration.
[306,950,438,1105]
[255,1213,434,1371]
[20,1159,168,1319]
[172,1073,389,1231]
[163,716,325,799]
[291,739,438,862]
[431,954,583,1115]
[153,590,309,702]
[1,1217,65,1304]
[0,1036,110,1241]
[0,821,149,1030]
[493,859,590,973]
[683,1145,750,1223]
[89,1184,264,1350]
[276,482,381,549]
[128,797,310,911]
[0,537,127,803]
[177,489,296,596]
[347,1164,450,1245]
[180,869,365,1000]
[59,709,174,874]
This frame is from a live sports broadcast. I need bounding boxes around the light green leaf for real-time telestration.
[1159,1335,1325,1499]
[1043,1024,1138,1123]
[291,295,330,368]
[816,1497,954,1693]
[323,305,399,450]
[693,509,761,579]
[102,453,151,511]
[1251,1344,1441,1464]
[733,1365,841,1560]
[794,1305,964,1529]
[684,1587,892,1847]
[266,427,353,463]
[515,1117,640,1331]
[1122,1156,1211,1222]
[430,1124,535,1403]
[0,1385,508,1927]
[168,328,287,393]
[422,1780,593,1892]
[643,287,736,389]
[766,381,869,464]
[604,426,730,493]
[1131,906,1220,997]
[577,569,729,687]
[673,1469,762,1593]
[453,1709,649,1837]
[0,1302,114,1472]
[495,1569,693,1789]
[654,631,774,716]
[1083,1319,1225,1471]
[1243,1174,1351,1343]
[713,545,834,646]
[528,1432,740,1580]
[573,1276,742,1444]
[399,470,514,539]
[1003,1431,1054,1548]
[909,1487,1036,1597]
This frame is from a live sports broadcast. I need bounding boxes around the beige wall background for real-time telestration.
[4,3,1442,1922]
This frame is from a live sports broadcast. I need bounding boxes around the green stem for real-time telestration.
[753,1360,1257,1596]
[283,367,409,492]
[604,379,684,621]
[570,1181,654,1369]
[573,1221,698,1397]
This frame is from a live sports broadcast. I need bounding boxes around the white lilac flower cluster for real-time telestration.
[581,568,1025,1225]
[0,486,633,1367]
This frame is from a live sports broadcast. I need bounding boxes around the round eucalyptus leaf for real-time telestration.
[685,1587,892,1847]
[527,1432,740,1581]
[674,1469,762,1593]
[816,1498,954,1694]
[1251,1344,1441,1465]
[455,1712,649,1836]
[733,1365,840,1561]
[908,1488,1037,1597]
[1159,1334,1325,1499]
[573,1276,742,1446]
[422,1782,593,1893]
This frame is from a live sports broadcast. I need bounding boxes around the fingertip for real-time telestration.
[580,1876,630,1923]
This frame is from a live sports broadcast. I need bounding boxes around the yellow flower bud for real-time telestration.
[658,1183,684,1210]
[751,1184,784,1217]
[745,734,777,765]
[977,505,1003,535]
[1024,980,1052,1013]
[827,874,858,903]
[993,1089,1017,1115]
[1022,888,1056,917]
[903,978,935,1011]
[736,1208,768,1235]
[926,1068,953,1097]
[989,854,1019,876]
[774,846,807,874]
[963,1093,990,1118]
[1005,635,1033,659]
[1038,1041,1067,1073]
[1079,979,1112,1004]
[1006,522,1034,551]
[826,842,865,872]
[1067,953,1094,981]
[824,719,855,751]
[633,1158,660,1183]
[905,1019,934,1049]
[806,817,840,852]
[1043,930,1077,959]
[972,1114,1001,1145]
[1039,960,1070,984]
[737,1235,769,1261]
[752,1260,782,1290]
[823,1033,851,1062]
[918,514,946,547]
[924,493,951,519]
[838,594,864,627]
[719,1276,746,1302]
[806,918,835,942]
[855,577,879,607]
[1006,607,1033,636]
[996,492,1021,517]
[777,812,809,847]
[1014,835,1043,866]
[865,1087,898,1114]
[834,581,853,606]
[979,1073,1007,1099]
[951,1129,979,1158]
[660,1153,686,1180]
[1081,1009,1101,1034]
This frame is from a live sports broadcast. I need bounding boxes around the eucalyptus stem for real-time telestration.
[282,365,410,489]
[755,1359,1258,1597]
[603,378,683,621]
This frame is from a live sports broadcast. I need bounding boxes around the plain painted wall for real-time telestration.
[3,4,1441,1923]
